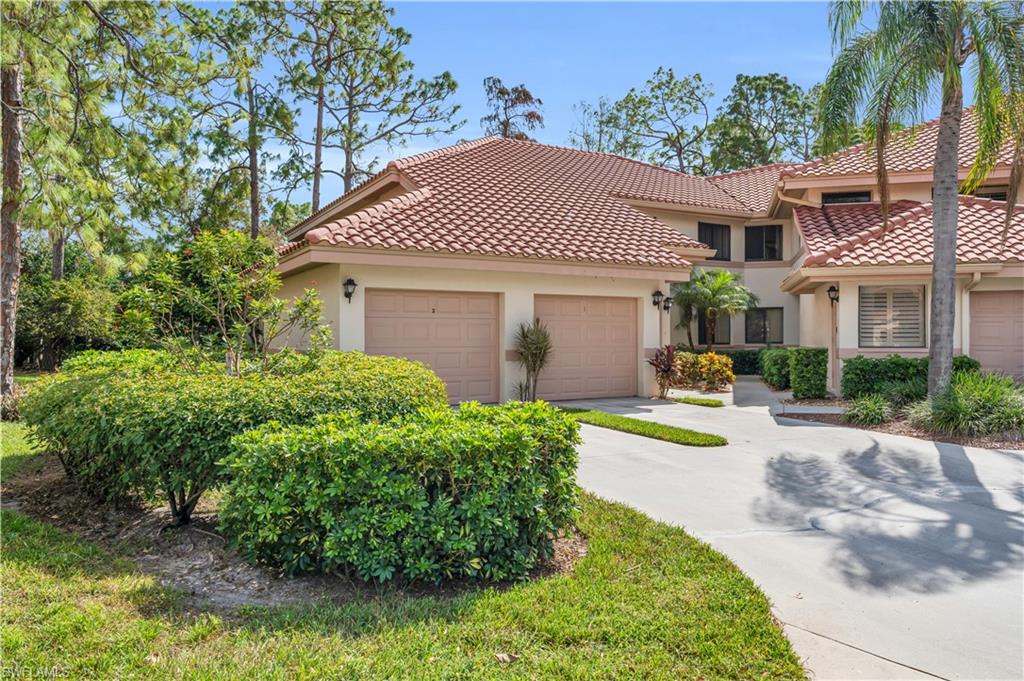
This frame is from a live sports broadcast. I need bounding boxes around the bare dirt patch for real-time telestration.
[785,413,1024,451]
[2,453,589,610]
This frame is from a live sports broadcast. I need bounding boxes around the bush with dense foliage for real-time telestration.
[21,350,449,525]
[698,352,735,391]
[845,394,894,425]
[16,276,117,370]
[760,348,790,390]
[672,351,701,388]
[841,353,980,398]
[788,347,827,399]
[219,401,581,582]
[876,377,927,408]
[907,371,1024,438]
[717,348,763,375]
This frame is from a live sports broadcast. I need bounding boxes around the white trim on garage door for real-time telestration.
[365,288,500,403]
[534,294,638,401]
[970,290,1024,377]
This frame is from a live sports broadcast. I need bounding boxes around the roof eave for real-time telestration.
[277,243,694,281]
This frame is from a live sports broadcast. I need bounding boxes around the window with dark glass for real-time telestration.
[697,309,731,346]
[970,186,1009,202]
[745,308,784,344]
[745,225,782,261]
[698,222,731,261]
[821,191,872,204]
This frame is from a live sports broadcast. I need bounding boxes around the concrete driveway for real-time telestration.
[568,379,1024,680]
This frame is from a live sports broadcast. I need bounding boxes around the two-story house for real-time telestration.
[277,109,1022,401]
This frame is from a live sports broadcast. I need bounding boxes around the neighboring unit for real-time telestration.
[278,110,1023,400]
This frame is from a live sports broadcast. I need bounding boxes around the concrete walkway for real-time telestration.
[565,378,1024,680]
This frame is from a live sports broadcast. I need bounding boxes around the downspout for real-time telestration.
[961,271,982,355]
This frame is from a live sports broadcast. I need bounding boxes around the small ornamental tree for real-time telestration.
[513,318,552,400]
[120,229,331,373]
[647,344,677,399]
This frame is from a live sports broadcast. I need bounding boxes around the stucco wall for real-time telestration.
[278,262,672,400]
[274,263,341,350]
[647,209,802,349]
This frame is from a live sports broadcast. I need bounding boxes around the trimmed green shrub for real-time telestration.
[952,355,982,374]
[876,377,927,408]
[699,352,735,391]
[219,401,581,583]
[760,348,790,390]
[845,394,894,425]
[724,349,763,375]
[789,347,828,399]
[21,350,449,524]
[841,353,980,398]
[907,371,1024,437]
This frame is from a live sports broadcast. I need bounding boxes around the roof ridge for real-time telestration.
[305,187,434,245]
[391,136,500,169]
[705,176,757,211]
[781,109,958,178]
[709,162,790,179]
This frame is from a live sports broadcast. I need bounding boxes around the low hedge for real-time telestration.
[21,350,449,524]
[789,347,827,399]
[760,348,790,390]
[219,402,581,582]
[841,353,981,398]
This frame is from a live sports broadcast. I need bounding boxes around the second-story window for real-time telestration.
[822,191,872,204]
[745,225,782,261]
[698,222,731,261]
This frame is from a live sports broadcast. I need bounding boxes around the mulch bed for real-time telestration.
[782,397,849,408]
[1,452,589,611]
[784,412,1024,451]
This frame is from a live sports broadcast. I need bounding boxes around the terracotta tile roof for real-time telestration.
[793,197,1024,268]
[286,137,734,269]
[783,109,1016,179]
[706,163,788,215]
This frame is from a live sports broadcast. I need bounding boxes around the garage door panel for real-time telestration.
[536,294,637,401]
[366,289,500,404]
[970,291,1024,378]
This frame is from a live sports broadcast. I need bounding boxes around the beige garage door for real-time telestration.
[535,294,638,401]
[970,291,1024,377]
[365,289,499,403]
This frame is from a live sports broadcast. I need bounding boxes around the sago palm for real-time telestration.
[678,269,758,351]
[818,1,1024,395]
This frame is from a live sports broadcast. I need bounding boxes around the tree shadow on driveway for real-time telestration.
[753,438,1024,594]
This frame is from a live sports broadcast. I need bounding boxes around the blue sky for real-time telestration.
[278,1,839,204]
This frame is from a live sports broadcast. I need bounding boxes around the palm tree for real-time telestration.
[675,269,758,351]
[670,282,702,350]
[818,2,1024,396]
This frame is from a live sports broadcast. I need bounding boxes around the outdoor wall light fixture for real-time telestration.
[827,285,839,305]
[343,277,358,303]
[662,297,674,313]
[652,290,664,307]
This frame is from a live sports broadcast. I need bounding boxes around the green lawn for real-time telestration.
[13,371,46,386]
[674,396,725,408]
[561,408,728,446]
[1,422,798,679]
